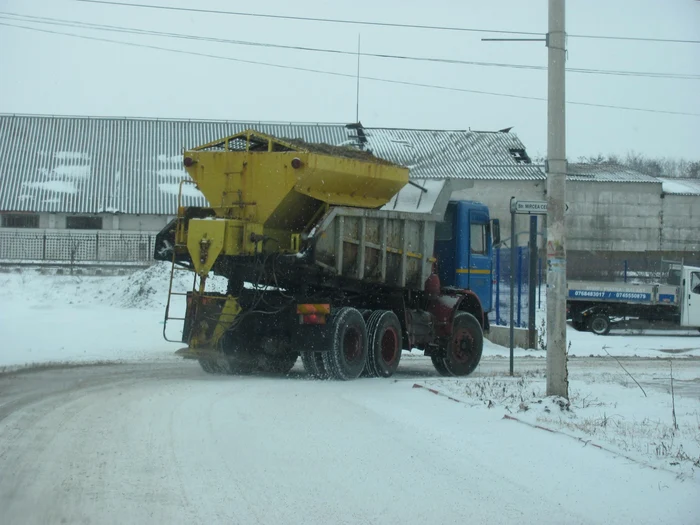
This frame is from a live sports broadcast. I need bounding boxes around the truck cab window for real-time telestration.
[435,203,455,241]
[470,223,486,254]
[692,272,700,295]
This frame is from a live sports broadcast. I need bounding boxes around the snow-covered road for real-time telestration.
[1,361,698,525]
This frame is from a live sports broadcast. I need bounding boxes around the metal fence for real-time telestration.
[490,246,543,327]
[0,229,156,263]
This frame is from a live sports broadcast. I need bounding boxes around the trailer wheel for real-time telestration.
[430,355,451,377]
[441,312,483,377]
[365,310,402,378]
[322,307,368,380]
[589,313,611,336]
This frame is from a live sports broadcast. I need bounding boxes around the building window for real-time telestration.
[1,213,39,228]
[66,216,103,230]
[470,223,486,255]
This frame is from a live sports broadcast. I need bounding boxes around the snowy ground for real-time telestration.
[0,264,699,523]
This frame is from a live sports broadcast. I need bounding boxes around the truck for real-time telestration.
[567,264,700,335]
[154,130,500,379]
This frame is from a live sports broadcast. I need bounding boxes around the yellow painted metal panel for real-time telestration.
[186,219,226,276]
[182,130,408,229]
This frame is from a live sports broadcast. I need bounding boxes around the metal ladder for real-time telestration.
[163,180,199,343]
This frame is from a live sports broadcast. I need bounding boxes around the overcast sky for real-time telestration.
[0,0,698,160]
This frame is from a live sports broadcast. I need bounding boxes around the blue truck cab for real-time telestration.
[434,200,498,313]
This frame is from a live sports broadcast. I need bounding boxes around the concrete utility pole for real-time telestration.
[546,0,569,398]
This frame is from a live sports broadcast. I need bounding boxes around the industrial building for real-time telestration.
[1,114,698,276]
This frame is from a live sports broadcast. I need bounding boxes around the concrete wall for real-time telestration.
[566,181,663,252]
[661,194,700,252]
[31,213,174,232]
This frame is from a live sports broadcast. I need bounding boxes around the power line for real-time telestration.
[2,12,698,81]
[1,21,698,117]
[72,0,700,45]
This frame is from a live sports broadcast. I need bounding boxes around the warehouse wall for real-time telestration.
[566,181,662,252]
[450,179,700,280]
[661,194,700,252]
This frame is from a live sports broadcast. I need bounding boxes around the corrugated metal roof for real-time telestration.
[0,114,543,214]
[360,127,545,181]
[0,115,348,215]
[567,163,659,183]
[659,178,700,196]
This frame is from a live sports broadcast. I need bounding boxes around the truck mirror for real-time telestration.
[491,219,501,246]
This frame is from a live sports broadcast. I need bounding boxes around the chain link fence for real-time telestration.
[0,229,156,263]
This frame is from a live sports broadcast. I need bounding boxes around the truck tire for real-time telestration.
[431,355,451,377]
[589,313,611,336]
[301,352,330,379]
[441,312,483,377]
[322,307,368,380]
[365,310,402,378]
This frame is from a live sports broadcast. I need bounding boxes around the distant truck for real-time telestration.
[567,264,700,335]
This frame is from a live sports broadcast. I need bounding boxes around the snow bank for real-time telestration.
[0,262,226,311]
[0,263,229,369]
[413,373,700,480]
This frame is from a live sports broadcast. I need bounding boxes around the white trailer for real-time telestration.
[567,265,700,335]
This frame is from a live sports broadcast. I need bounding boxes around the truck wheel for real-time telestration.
[322,307,368,380]
[589,314,611,336]
[430,355,451,377]
[301,352,330,379]
[365,310,402,378]
[441,312,483,377]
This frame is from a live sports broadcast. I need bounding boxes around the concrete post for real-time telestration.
[546,0,569,398]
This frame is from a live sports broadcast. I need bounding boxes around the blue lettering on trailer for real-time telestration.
[568,290,651,301]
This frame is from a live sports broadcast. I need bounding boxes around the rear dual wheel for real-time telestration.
[322,307,368,380]
[364,310,402,378]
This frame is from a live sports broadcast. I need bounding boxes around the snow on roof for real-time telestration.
[567,163,659,183]
[359,127,545,182]
[659,178,700,196]
[0,114,541,215]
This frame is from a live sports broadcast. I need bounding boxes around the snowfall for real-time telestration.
[1,264,699,524]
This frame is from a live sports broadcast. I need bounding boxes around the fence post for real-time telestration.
[42,232,47,260]
[517,246,523,327]
[95,232,99,261]
[538,256,542,309]
[495,247,501,325]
